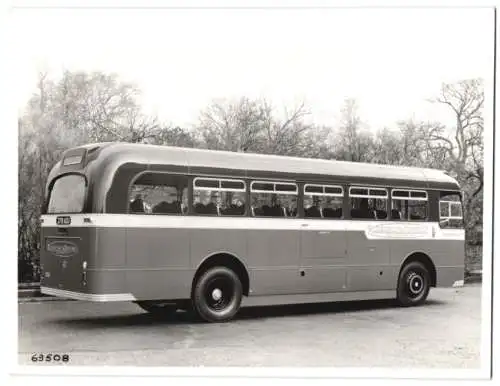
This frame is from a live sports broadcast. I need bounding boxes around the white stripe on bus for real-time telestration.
[40,214,465,240]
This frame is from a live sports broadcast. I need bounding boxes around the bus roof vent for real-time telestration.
[87,146,99,155]
[85,146,102,164]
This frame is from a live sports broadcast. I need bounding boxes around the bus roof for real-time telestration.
[63,142,461,190]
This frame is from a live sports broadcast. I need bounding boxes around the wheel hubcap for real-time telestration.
[205,277,234,312]
[212,288,222,301]
[408,272,424,296]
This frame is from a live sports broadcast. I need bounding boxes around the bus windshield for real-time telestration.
[47,174,86,214]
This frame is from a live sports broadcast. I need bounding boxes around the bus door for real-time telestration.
[299,187,348,293]
[346,191,392,291]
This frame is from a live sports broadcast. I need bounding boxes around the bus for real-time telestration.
[40,142,465,323]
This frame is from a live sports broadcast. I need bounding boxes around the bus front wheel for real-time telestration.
[192,266,243,323]
[396,261,431,307]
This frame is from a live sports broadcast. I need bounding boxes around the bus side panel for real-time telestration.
[125,226,192,300]
[390,240,434,265]
[348,265,399,292]
[346,226,394,291]
[426,237,465,287]
[90,227,127,294]
[298,222,348,293]
[247,228,300,295]
[190,227,248,270]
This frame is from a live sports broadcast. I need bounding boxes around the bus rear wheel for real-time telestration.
[192,266,243,323]
[396,261,431,307]
[135,301,178,317]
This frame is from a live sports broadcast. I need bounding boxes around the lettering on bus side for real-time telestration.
[46,240,79,257]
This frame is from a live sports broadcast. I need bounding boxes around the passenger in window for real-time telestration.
[152,192,174,214]
[285,202,297,217]
[314,197,323,217]
[280,196,294,217]
[268,194,282,216]
[154,197,179,214]
[322,197,341,218]
[194,191,210,214]
[181,195,188,214]
[205,193,218,215]
[371,199,387,220]
[251,195,261,216]
[391,209,402,220]
[232,197,245,215]
[359,198,371,219]
[304,196,321,218]
[130,194,145,213]
[152,201,167,214]
[303,197,310,213]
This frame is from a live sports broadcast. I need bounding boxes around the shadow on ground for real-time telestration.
[47,298,446,330]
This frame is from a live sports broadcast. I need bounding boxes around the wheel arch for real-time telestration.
[192,251,250,297]
[400,251,437,287]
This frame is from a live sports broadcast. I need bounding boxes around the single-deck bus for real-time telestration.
[40,142,465,322]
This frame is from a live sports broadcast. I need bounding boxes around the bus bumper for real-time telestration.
[40,286,137,302]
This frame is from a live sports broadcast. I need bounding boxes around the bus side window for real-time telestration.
[219,190,246,216]
[193,190,218,215]
[439,192,463,228]
[304,184,344,218]
[250,181,297,218]
[349,187,387,220]
[391,190,428,221]
[193,178,246,216]
[130,173,188,215]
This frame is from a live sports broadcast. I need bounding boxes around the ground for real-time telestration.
[18,283,482,367]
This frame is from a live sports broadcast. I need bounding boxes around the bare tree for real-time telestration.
[197,97,317,156]
[370,127,408,166]
[333,98,374,162]
[429,79,484,177]
[262,101,313,156]
[198,97,268,152]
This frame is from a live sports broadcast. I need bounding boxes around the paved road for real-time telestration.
[18,284,482,367]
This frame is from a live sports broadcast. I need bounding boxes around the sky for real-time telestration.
[7,6,494,131]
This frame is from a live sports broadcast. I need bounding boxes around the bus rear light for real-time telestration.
[82,263,87,286]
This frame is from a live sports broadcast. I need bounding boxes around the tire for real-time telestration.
[396,261,431,307]
[192,266,243,323]
[135,300,178,318]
